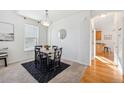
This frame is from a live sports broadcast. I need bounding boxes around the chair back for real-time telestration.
[35,45,42,49]
[34,45,42,59]
[35,47,41,61]
[52,46,58,50]
[35,47,47,61]
[54,48,62,62]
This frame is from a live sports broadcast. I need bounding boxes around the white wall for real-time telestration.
[123,20,124,75]
[39,25,48,45]
[122,15,124,75]
[0,10,47,65]
[113,13,123,74]
[48,11,90,65]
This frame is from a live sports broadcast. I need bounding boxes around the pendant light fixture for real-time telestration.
[41,10,52,27]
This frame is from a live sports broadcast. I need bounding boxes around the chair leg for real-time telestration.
[34,60,38,68]
[58,61,61,67]
[4,58,7,67]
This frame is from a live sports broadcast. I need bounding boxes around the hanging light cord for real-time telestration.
[45,10,48,20]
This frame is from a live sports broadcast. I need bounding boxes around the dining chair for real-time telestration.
[52,45,58,50]
[35,47,51,72]
[34,47,41,68]
[35,45,42,49]
[34,47,46,66]
[34,45,43,62]
[50,48,62,71]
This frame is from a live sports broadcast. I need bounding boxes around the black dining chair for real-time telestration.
[34,47,46,67]
[34,45,42,60]
[35,45,42,49]
[34,47,52,72]
[52,45,58,50]
[34,47,41,68]
[34,45,43,63]
[50,48,62,70]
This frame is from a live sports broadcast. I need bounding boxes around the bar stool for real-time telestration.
[0,48,8,67]
[104,46,111,53]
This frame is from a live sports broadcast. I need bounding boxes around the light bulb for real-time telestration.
[100,14,106,17]
[42,21,49,27]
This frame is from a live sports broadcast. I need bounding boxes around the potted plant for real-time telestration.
[44,45,51,50]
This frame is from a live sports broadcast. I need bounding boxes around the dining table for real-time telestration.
[40,48,55,59]
[41,48,54,54]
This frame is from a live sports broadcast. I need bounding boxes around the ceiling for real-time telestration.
[17,10,82,22]
[91,10,123,18]
[93,13,115,32]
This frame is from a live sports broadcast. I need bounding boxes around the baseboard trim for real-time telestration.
[7,58,34,65]
[62,58,80,64]
[62,58,88,66]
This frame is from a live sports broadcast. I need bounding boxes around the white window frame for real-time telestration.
[24,24,39,51]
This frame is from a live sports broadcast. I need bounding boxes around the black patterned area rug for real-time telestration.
[21,61,70,83]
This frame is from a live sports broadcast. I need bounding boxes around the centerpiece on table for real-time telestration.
[44,45,51,50]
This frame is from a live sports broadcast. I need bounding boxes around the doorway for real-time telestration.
[91,12,123,74]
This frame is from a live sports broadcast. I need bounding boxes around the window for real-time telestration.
[24,24,39,51]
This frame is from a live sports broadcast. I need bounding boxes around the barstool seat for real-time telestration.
[0,53,8,67]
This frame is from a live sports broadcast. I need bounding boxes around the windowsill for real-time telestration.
[24,48,34,52]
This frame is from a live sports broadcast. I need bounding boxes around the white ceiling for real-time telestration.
[91,10,123,18]
[17,10,82,22]
[93,13,115,32]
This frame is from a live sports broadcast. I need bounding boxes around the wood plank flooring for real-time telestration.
[80,58,123,83]
[97,51,114,61]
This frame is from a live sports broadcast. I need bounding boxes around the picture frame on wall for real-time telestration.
[0,22,14,41]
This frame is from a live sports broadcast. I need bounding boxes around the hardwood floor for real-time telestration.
[80,58,123,83]
[123,75,124,82]
[96,43,114,61]
[96,51,114,61]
